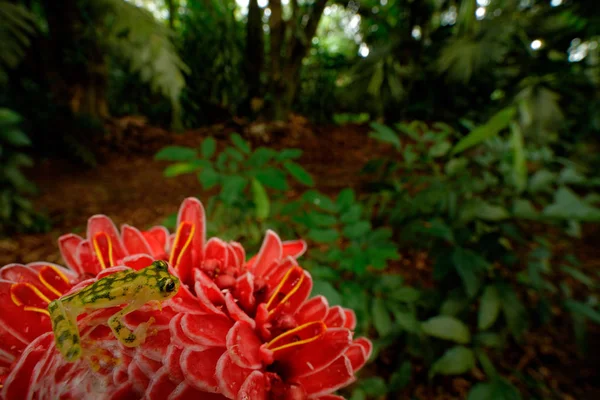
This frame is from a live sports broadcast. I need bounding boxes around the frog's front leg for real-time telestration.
[48,300,82,362]
[108,297,156,347]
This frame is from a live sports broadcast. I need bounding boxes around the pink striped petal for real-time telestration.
[181,347,224,392]
[144,226,170,259]
[194,269,226,305]
[109,382,138,400]
[58,233,84,274]
[216,352,253,399]
[226,321,262,369]
[181,314,233,347]
[194,280,226,316]
[137,329,172,361]
[169,314,202,349]
[175,197,206,264]
[235,272,255,313]
[354,338,373,362]
[205,237,229,265]
[163,345,185,383]
[168,284,212,315]
[87,215,127,262]
[324,306,346,328]
[135,353,162,377]
[344,341,369,372]
[229,242,245,267]
[128,359,150,394]
[295,355,355,398]
[169,382,228,400]
[76,240,101,275]
[296,295,329,324]
[249,230,282,277]
[237,371,267,400]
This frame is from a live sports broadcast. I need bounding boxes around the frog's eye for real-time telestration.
[164,279,176,292]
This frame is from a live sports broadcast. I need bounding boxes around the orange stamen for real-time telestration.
[10,283,52,307]
[266,321,326,353]
[265,266,304,315]
[93,232,115,270]
[38,265,70,298]
[169,222,195,269]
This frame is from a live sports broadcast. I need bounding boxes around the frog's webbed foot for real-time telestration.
[108,299,156,347]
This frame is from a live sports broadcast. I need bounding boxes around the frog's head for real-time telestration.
[151,260,181,298]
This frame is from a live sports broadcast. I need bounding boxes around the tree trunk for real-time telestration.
[41,0,109,119]
[165,0,177,30]
[244,0,264,112]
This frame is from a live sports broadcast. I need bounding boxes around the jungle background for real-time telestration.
[1,0,600,398]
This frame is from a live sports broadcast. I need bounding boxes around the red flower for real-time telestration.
[0,198,371,400]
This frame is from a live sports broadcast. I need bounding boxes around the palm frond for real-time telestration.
[0,2,38,84]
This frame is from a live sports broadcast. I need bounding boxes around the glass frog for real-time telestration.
[47,260,180,362]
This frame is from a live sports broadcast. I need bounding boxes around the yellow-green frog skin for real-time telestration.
[47,260,180,362]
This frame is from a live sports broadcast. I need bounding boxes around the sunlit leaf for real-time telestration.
[251,178,269,220]
[478,286,501,330]
[429,346,475,379]
[421,316,471,344]
[452,107,516,154]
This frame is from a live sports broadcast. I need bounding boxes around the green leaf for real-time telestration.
[251,178,270,220]
[283,161,314,186]
[349,389,366,400]
[308,228,339,243]
[557,167,586,185]
[343,221,371,239]
[429,346,475,379]
[393,310,421,334]
[389,361,412,391]
[276,148,302,160]
[429,140,451,158]
[255,169,288,191]
[155,146,197,161]
[452,247,488,298]
[0,108,23,125]
[564,300,600,324]
[246,147,276,168]
[475,202,510,221]
[452,107,517,155]
[340,204,363,224]
[201,137,217,159]
[510,123,526,192]
[0,128,31,146]
[560,265,594,287]
[468,380,521,400]
[389,287,420,303]
[543,187,600,221]
[372,297,393,337]
[163,162,198,177]
[336,188,355,210]
[421,316,471,344]
[478,286,501,330]
[303,190,337,212]
[528,169,556,193]
[369,122,401,149]
[220,176,247,204]
[512,199,538,219]
[360,377,388,396]
[498,284,528,339]
[230,133,251,154]
[198,168,220,189]
[311,279,342,306]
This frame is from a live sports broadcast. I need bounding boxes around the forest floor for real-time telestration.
[1,118,599,399]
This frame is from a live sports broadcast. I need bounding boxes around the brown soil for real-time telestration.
[1,119,599,399]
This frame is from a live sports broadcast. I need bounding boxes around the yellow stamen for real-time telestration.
[265,267,304,315]
[38,265,69,298]
[169,222,195,269]
[23,306,51,316]
[10,282,52,307]
[266,321,326,353]
[93,232,114,270]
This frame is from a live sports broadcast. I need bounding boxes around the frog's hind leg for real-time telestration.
[48,300,82,362]
[108,298,156,348]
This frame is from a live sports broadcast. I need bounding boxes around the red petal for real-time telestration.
[29,263,75,297]
[294,355,355,398]
[121,254,155,271]
[76,241,102,275]
[143,226,170,259]
[171,198,206,283]
[137,329,171,362]
[109,382,139,400]
[263,257,297,290]
[0,280,51,343]
[1,333,52,400]
[194,269,226,306]
[281,240,307,259]
[128,359,150,394]
[344,342,368,372]
[237,371,267,400]
[229,242,246,267]
[249,230,282,277]
[169,314,201,348]
[181,347,224,392]
[146,366,177,400]
[226,321,262,369]
[87,215,128,264]
[0,264,59,301]
[224,292,255,329]
[163,345,185,383]
[168,284,212,315]
[96,266,131,280]
[296,296,329,325]
[122,224,153,256]
[181,314,233,347]
[324,306,346,328]
[235,273,255,313]
[216,352,253,399]
[354,338,373,363]
[58,234,84,274]
[205,238,229,265]
[343,309,357,330]
[169,382,229,400]
[279,328,352,379]
[266,268,312,318]
[135,353,162,377]
[316,396,345,400]
[124,305,174,332]
[226,245,241,268]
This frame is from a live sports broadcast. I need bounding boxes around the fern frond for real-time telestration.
[94,0,189,129]
[0,2,38,84]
